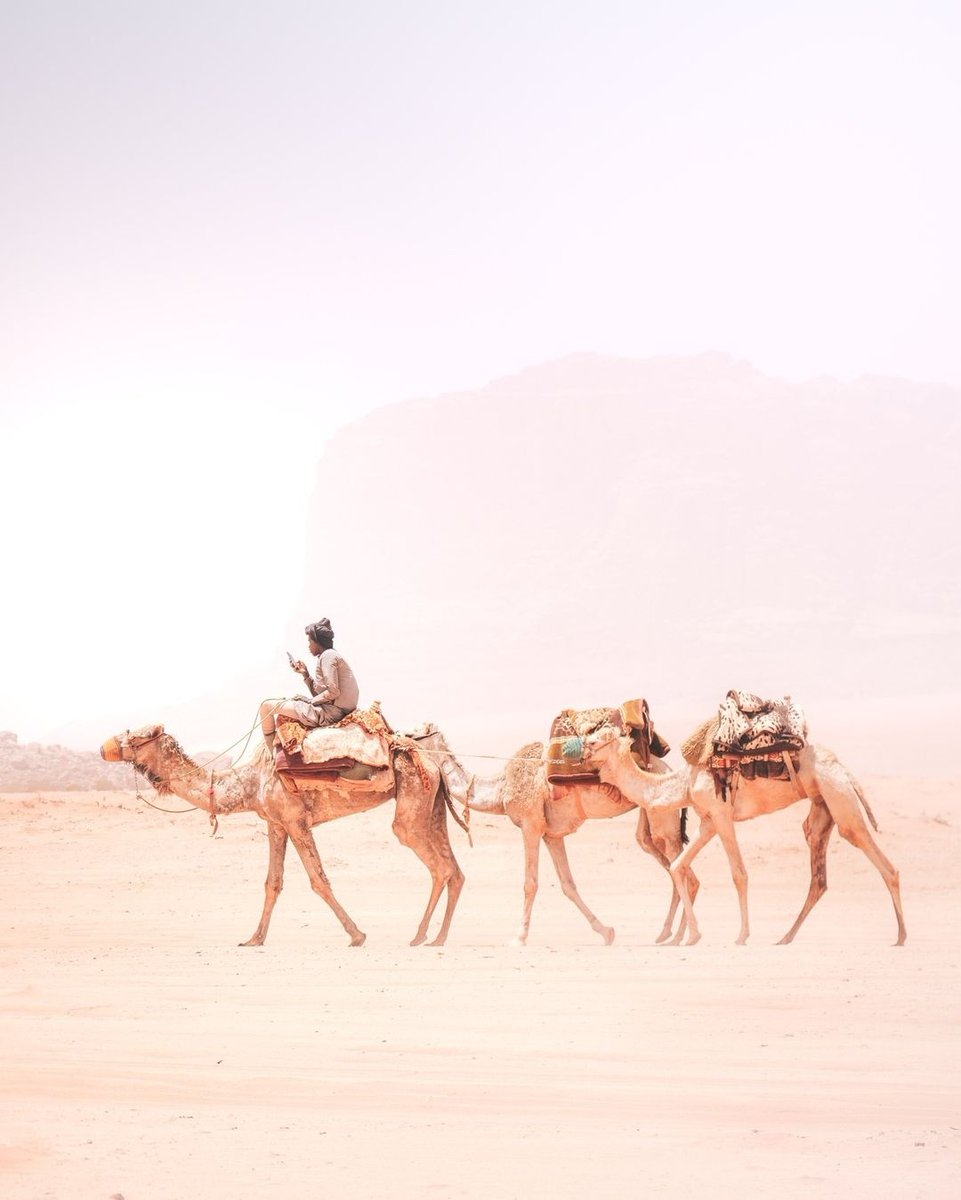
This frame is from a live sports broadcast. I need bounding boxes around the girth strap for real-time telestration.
[781,751,807,800]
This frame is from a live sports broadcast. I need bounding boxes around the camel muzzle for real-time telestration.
[100,737,123,762]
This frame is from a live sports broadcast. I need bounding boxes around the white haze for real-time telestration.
[0,3,958,769]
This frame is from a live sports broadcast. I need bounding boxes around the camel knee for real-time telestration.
[635,829,656,853]
[669,850,690,874]
[391,816,415,847]
[653,835,678,861]
[836,822,864,846]
[557,878,579,901]
[308,873,332,899]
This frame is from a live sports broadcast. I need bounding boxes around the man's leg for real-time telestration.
[259,698,286,751]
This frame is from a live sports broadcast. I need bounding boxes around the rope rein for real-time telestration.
[125,706,618,837]
[126,705,270,828]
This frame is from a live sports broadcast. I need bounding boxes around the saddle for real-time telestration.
[708,690,808,797]
[274,703,395,789]
[545,698,670,785]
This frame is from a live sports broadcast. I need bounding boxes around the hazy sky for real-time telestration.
[1,2,959,744]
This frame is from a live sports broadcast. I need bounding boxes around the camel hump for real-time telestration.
[680,717,719,767]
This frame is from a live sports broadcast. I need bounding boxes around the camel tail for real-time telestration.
[849,770,880,832]
[437,771,474,847]
[680,806,690,846]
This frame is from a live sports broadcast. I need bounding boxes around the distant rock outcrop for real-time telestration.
[296,352,961,733]
[0,730,132,792]
[0,730,232,792]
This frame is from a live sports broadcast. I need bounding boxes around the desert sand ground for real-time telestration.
[2,767,959,1199]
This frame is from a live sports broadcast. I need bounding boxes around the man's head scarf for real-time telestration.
[306,618,333,643]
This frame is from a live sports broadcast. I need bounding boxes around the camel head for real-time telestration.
[576,725,630,767]
[100,724,165,763]
[100,724,192,796]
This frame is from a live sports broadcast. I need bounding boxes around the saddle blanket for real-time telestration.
[545,698,669,784]
[299,721,390,767]
[713,690,807,758]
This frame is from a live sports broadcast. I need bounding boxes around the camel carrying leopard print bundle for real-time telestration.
[713,691,807,758]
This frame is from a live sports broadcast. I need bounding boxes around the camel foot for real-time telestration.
[409,931,427,947]
[239,935,265,947]
[735,935,749,946]
[427,934,447,947]
[597,925,615,946]
[776,934,795,946]
[684,931,702,946]
[654,928,674,945]
[895,936,907,947]
[509,934,528,947]
[349,931,367,947]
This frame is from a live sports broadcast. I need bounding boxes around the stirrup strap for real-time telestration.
[781,751,807,800]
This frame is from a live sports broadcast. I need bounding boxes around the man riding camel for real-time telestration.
[259,618,360,752]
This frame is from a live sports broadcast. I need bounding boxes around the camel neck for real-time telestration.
[595,751,687,811]
[144,751,261,817]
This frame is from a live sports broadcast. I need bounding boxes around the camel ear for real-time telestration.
[131,724,163,742]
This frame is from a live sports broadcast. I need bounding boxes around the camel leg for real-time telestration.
[287,822,366,946]
[510,822,542,946]
[543,834,615,945]
[636,808,678,942]
[815,768,908,946]
[830,806,907,947]
[392,770,465,948]
[778,800,835,944]
[240,821,289,946]
[667,813,720,946]
[640,809,700,944]
[711,810,751,945]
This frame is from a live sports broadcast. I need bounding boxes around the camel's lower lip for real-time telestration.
[100,738,122,762]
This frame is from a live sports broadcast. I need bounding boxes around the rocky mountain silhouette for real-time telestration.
[45,353,961,777]
[297,353,960,745]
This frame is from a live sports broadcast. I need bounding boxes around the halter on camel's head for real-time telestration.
[101,724,220,830]
[560,713,626,765]
[100,724,186,796]
[100,724,166,763]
